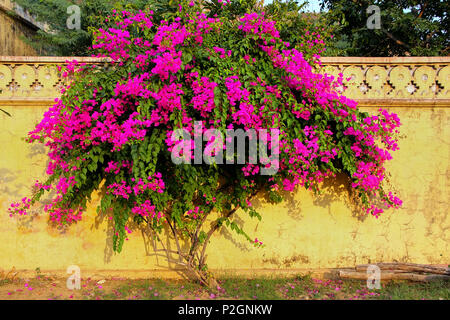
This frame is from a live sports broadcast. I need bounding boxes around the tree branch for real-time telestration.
[198,189,260,268]
[417,2,428,19]
[381,28,411,52]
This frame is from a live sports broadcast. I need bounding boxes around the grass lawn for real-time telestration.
[0,273,448,300]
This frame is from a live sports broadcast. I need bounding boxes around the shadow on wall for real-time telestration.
[84,173,372,276]
[311,174,368,222]
[250,173,368,222]
[1,139,49,232]
[91,196,195,281]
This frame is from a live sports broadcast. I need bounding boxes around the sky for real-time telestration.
[263,0,323,12]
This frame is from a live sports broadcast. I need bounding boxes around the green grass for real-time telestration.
[7,272,444,300]
[374,280,450,300]
[218,276,289,299]
[0,279,11,287]
[79,274,449,300]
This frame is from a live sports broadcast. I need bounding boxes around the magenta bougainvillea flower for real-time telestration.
[9,1,401,285]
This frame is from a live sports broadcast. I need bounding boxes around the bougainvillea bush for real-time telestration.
[10,0,402,286]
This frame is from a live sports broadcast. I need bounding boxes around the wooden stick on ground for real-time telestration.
[339,270,450,282]
[356,263,450,275]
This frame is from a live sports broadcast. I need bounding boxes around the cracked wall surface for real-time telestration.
[0,57,448,276]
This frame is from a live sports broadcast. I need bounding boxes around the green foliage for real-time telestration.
[13,0,335,56]
[13,1,402,286]
[12,0,149,55]
[320,0,449,56]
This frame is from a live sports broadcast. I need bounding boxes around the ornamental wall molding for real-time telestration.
[0,56,449,107]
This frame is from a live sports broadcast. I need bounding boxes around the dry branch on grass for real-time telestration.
[0,267,19,281]
[356,263,450,275]
[338,263,450,282]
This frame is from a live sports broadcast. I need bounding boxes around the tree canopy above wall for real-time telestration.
[321,0,449,56]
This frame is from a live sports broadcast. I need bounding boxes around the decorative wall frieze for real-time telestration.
[0,56,449,107]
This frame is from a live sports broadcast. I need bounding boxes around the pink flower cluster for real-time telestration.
[131,200,163,220]
[104,160,133,174]
[8,197,31,217]
[106,173,165,200]
[239,12,280,40]
[11,7,402,229]
[185,206,203,219]
[189,73,218,117]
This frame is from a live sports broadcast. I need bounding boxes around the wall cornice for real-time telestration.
[0,56,449,107]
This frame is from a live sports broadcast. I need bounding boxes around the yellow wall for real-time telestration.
[0,57,448,278]
[0,0,37,56]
